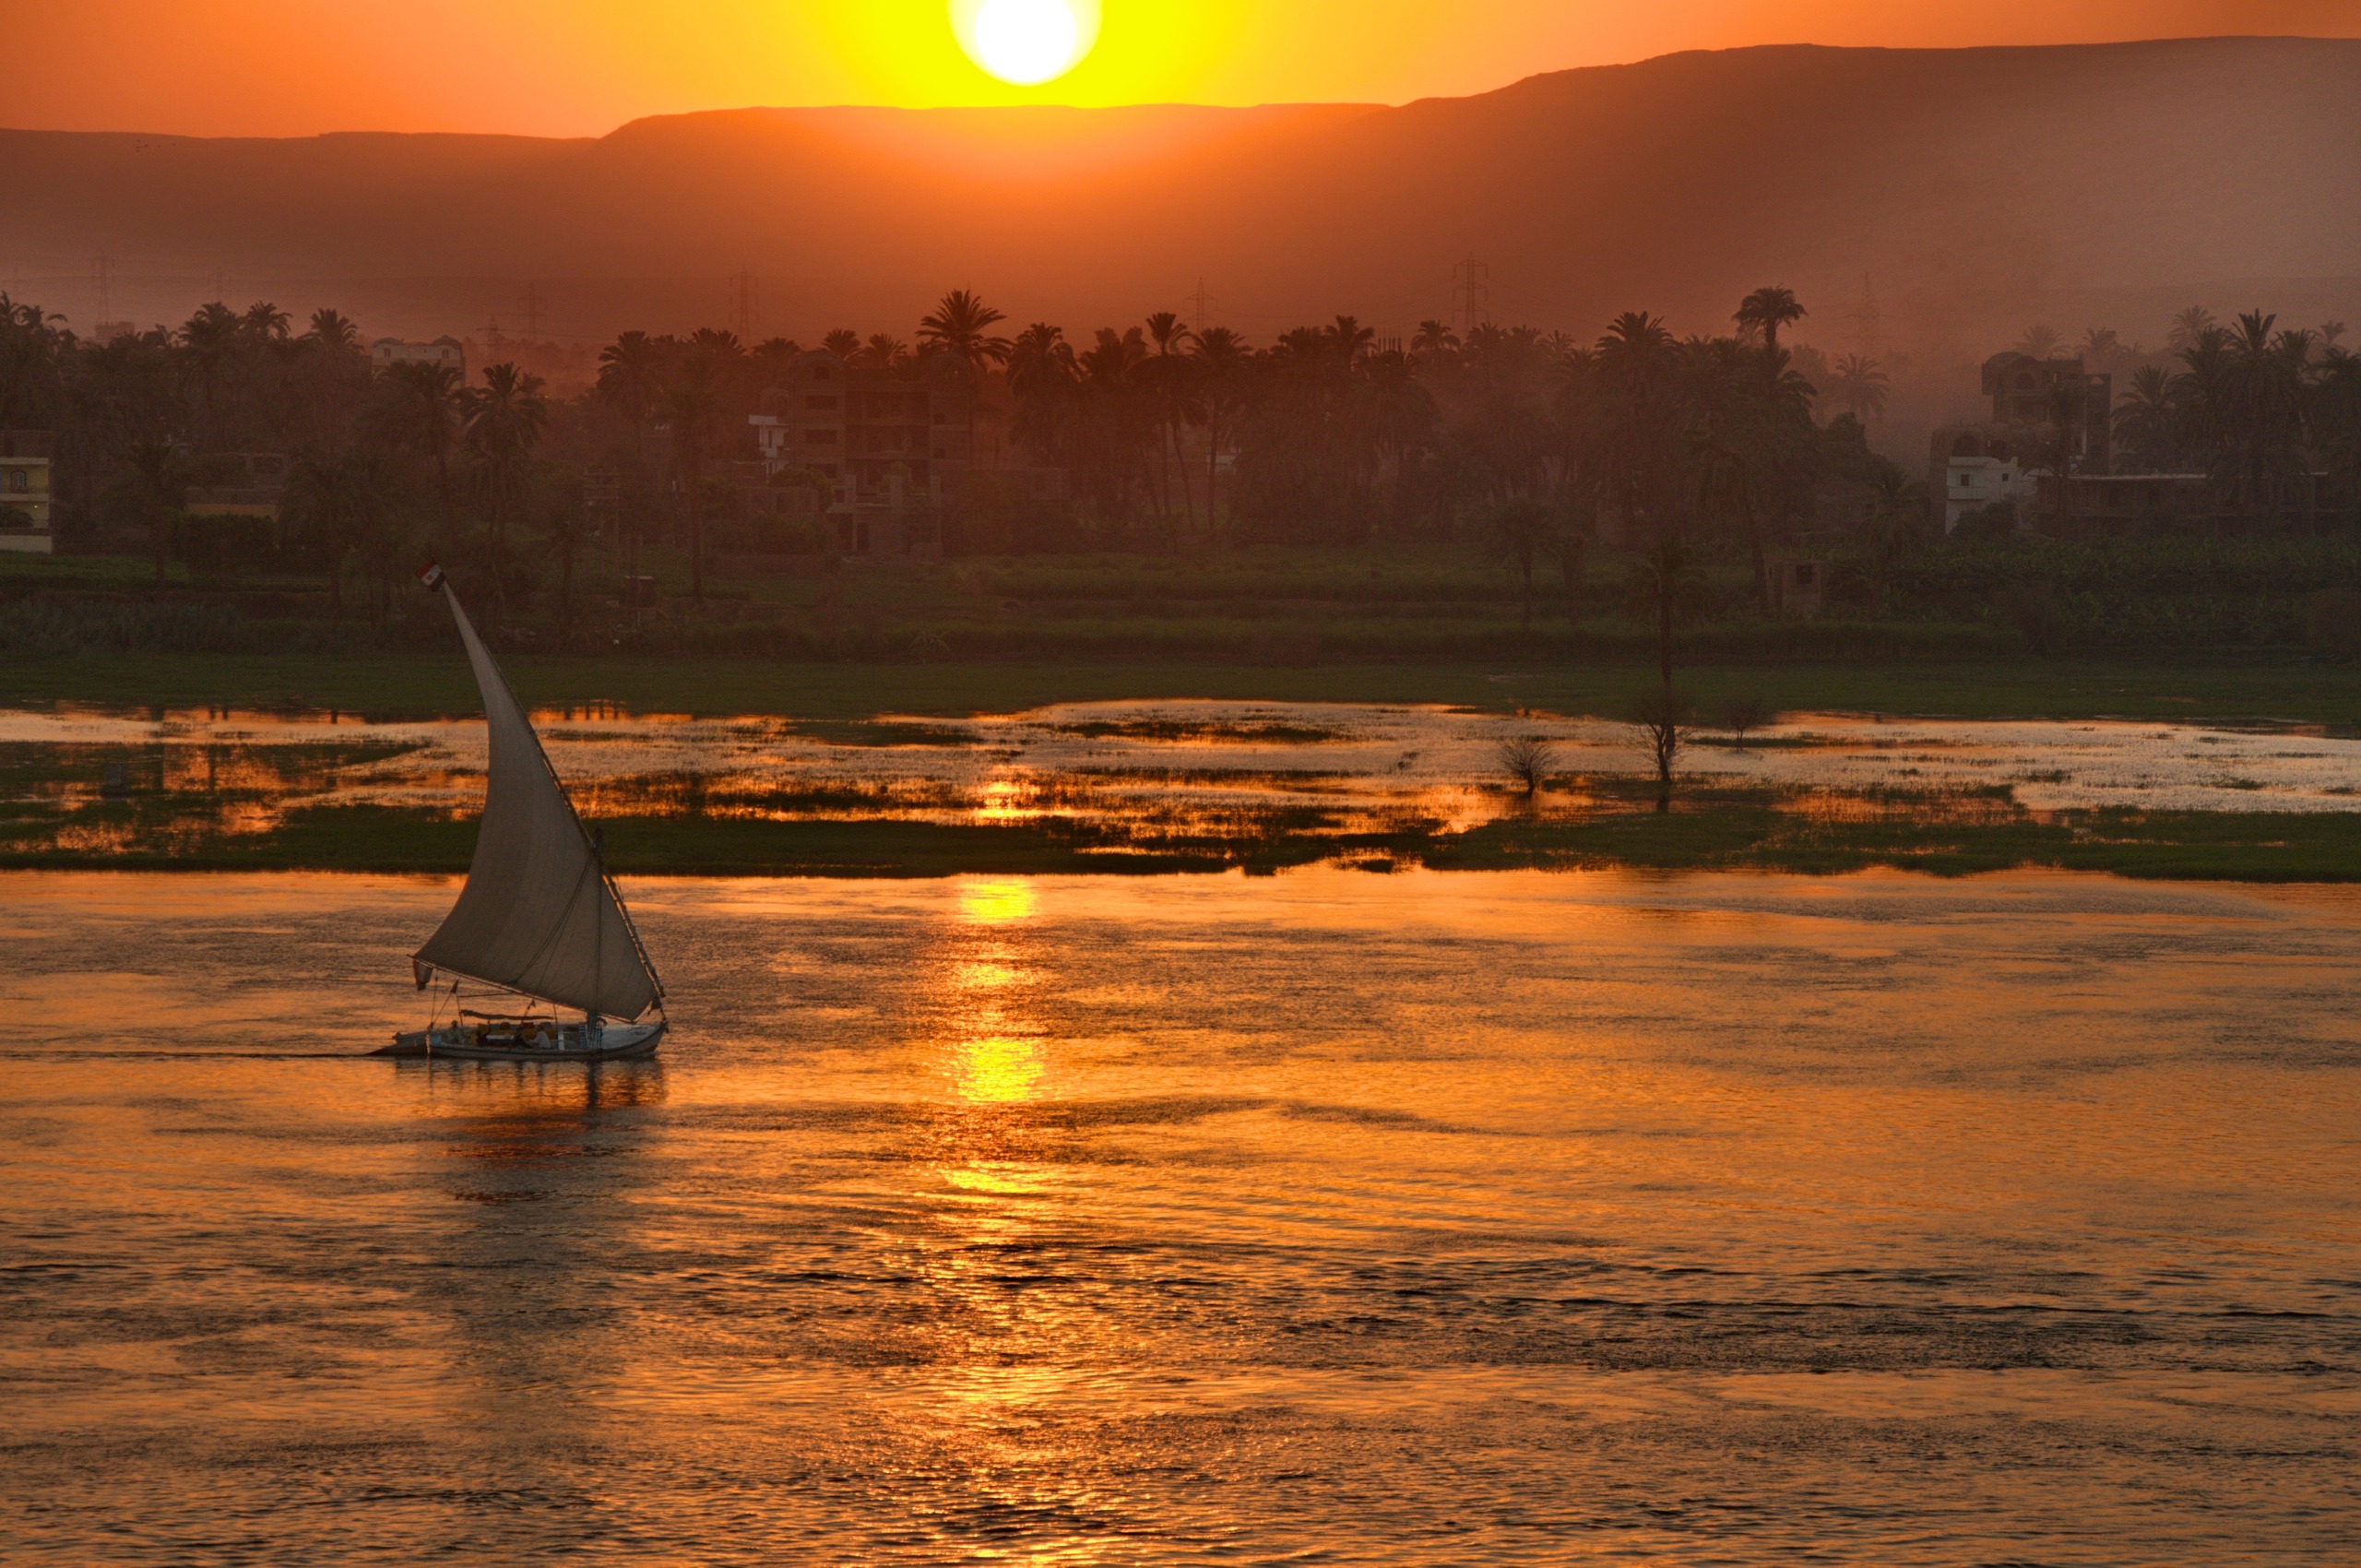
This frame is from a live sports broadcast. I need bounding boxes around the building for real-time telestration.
[748,350,979,558]
[2037,471,2358,537]
[0,430,54,554]
[185,453,291,522]
[371,337,468,378]
[1942,453,2039,531]
[751,350,974,497]
[1763,553,1828,617]
[1929,352,2113,530]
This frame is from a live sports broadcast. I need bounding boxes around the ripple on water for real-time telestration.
[0,865,2356,1562]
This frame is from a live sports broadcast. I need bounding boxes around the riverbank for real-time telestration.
[7,652,2361,726]
[9,683,2361,882]
[10,788,2361,883]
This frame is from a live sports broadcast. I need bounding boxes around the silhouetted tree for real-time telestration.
[1736,287,1806,356]
[370,360,466,558]
[463,362,550,570]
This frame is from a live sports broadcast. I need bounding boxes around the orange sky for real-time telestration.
[14,0,2361,137]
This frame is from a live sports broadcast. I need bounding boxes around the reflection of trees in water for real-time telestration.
[394,1060,667,1502]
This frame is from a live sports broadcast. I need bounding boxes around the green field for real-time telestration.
[9,542,2361,880]
[5,651,2361,728]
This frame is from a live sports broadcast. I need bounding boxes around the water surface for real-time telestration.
[4,868,2356,1563]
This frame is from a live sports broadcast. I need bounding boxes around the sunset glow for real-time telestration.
[8,0,2361,1558]
[6,0,2352,136]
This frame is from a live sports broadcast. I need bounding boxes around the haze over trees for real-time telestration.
[2,279,2358,665]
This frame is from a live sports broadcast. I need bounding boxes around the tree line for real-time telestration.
[2107,310,2361,522]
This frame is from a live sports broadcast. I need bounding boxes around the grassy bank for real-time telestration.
[7,652,2361,727]
[8,791,2359,884]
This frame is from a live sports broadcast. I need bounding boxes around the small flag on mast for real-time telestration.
[418,561,446,591]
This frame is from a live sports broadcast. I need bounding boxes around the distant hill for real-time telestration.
[4,37,2357,357]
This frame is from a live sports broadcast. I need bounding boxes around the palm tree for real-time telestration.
[597,331,665,429]
[750,336,803,385]
[305,309,362,354]
[1326,315,1376,366]
[2168,306,2218,352]
[177,302,243,445]
[1736,287,1806,355]
[1139,312,1199,534]
[659,354,725,601]
[1594,311,1681,542]
[1411,320,1460,362]
[1827,353,1890,422]
[1859,468,1919,616]
[1007,322,1079,487]
[241,302,291,342]
[1074,327,1153,533]
[2113,365,2179,473]
[286,448,396,617]
[1190,327,1251,542]
[463,362,550,571]
[822,329,862,359]
[540,491,589,642]
[918,291,1013,513]
[125,437,185,586]
[2214,310,2311,521]
[369,360,466,559]
[1632,535,1703,688]
[0,292,67,431]
[2015,324,2063,360]
[918,289,1013,367]
[856,334,908,370]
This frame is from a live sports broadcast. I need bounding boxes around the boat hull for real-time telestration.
[373,1020,666,1063]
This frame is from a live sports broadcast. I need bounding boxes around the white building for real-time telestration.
[370,337,468,377]
[0,431,54,554]
[1944,456,2042,532]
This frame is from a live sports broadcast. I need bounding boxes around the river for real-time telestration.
[3,867,2355,1563]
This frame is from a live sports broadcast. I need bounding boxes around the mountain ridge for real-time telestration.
[3,37,2355,354]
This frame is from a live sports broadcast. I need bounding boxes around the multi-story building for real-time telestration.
[750,350,974,504]
[0,430,54,554]
[371,337,468,378]
[748,350,978,557]
[1929,352,2113,531]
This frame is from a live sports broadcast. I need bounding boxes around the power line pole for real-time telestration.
[730,267,759,343]
[1451,256,1490,338]
[1188,276,1218,329]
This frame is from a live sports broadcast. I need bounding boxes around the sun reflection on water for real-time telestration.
[960,877,1037,924]
[943,879,1050,1106]
[955,1034,1045,1103]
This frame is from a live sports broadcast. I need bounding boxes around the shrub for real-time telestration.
[1496,734,1557,797]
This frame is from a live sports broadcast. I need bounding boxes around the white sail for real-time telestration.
[413,579,661,1020]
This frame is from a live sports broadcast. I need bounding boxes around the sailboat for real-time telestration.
[375,564,667,1063]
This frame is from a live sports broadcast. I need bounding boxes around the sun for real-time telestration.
[952,0,1099,87]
